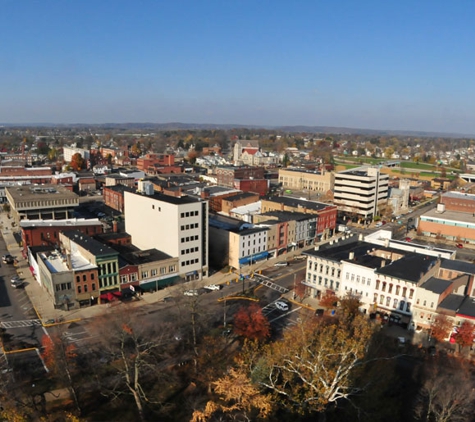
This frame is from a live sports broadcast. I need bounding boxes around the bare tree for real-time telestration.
[91,308,176,421]
[414,359,475,422]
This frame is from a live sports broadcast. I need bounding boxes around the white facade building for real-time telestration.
[63,146,91,163]
[333,166,389,221]
[124,191,209,281]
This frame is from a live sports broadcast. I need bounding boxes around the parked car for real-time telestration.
[183,289,199,296]
[275,301,289,312]
[405,237,412,242]
[274,261,289,267]
[204,284,222,291]
[11,277,24,288]
[2,254,14,264]
[456,243,464,248]
[375,222,383,228]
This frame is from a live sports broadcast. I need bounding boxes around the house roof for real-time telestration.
[457,296,475,319]
[265,196,333,212]
[375,253,438,283]
[437,294,465,313]
[420,277,453,294]
[62,230,118,257]
[441,259,475,274]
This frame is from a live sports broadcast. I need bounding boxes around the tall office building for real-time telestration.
[124,188,208,281]
[333,166,389,221]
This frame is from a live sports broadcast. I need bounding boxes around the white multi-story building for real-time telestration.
[333,166,389,222]
[303,233,475,334]
[124,190,209,281]
[63,146,91,163]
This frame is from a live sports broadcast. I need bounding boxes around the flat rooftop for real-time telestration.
[6,184,79,202]
[62,230,118,257]
[421,208,475,225]
[20,218,102,228]
[266,196,332,211]
[128,190,203,205]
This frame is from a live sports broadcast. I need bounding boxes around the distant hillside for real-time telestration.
[1,122,474,138]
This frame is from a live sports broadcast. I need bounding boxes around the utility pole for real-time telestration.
[293,273,296,300]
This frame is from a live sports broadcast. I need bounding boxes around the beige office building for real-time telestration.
[278,168,334,193]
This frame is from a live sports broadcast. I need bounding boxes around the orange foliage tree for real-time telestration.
[233,303,270,342]
[319,289,338,308]
[294,276,306,302]
[70,152,85,171]
[430,314,452,343]
[454,321,475,350]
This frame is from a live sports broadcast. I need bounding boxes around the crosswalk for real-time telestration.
[0,319,42,329]
[255,275,289,294]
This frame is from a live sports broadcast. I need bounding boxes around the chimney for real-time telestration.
[381,259,386,267]
[358,233,363,241]
[113,220,118,233]
[314,245,320,251]
[201,189,210,199]
[349,251,355,260]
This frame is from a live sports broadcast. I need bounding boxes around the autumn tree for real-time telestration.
[252,316,374,417]
[191,367,273,422]
[454,320,475,351]
[430,314,452,343]
[233,303,270,342]
[319,289,338,308]
[70,152,85,171]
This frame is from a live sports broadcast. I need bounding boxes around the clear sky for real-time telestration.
[2,0,475,134]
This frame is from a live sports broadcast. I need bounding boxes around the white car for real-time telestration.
[275,301,289,312]
[183,289,199,296]
[274,262,289,267]
[204,284,221,291]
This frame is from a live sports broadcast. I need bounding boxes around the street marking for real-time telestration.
[1,319,42,329]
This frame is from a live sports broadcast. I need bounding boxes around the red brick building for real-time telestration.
[221,192,260,214]
[440,191,475,213]
[103,185,135,213]
[233,179,269,196]
[74,267,100,306]
[216,166,265,188]
[137,153,175,172]
[20,219,103,256]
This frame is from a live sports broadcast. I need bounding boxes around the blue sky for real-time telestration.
[2,1,475,134]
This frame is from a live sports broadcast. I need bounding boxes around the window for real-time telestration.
[83,275,87,282]
[356,275,360,283]
[409,289,414,299]
[423,300,426,306]
[379,295,384,305]
[130,273,137,281]
[151,269,157,276]
[399,300,405,311]
[396,286,400,295]
[120,275,128,283]
[386,296,391,307]
[91,273,94,280]
[318,276,322,285]
[406,302,411,312]
[362,277,366,285]
[375,280,380,290]
[78,286,82,294]
[393,299,398,308]
[402,287,407,297]
[373,293,378,303]
[382,282,386,292]
[367,278,371,286]
[351,274,355,281]
[141,271,148,279]
[431,302,434,308]
[169,265,176,272]
[76,275,80,283]
[84,285,88,293]
[346,272,349,280]
[416,299,420,305]
[92,283,96,291]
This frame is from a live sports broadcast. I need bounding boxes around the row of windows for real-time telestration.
[416,299,435,308]
[181,223,199,231]
[99,277,117,288]
[55,282,72,292]
[181,259,199,267]
[374,294,411,312]
[121,274,137,283]
[181,235,199,243]
[78,284,96,293]
[151,205,161,211]
[142,266,176,278]
[241,246,263,257]
[76,273,95,283]
[99,262,118,276]
[375,280,414,299]
[312,263,341,278]
[181,211,199,218]
[182,247,199,255]
[345,272,372,286]
[242,238,263,248]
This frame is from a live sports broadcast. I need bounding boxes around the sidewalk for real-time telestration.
[0,212,317,324]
